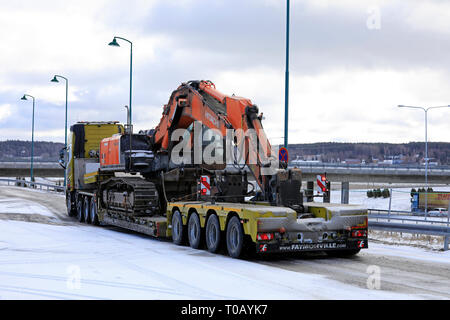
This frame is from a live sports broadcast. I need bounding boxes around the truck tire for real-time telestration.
[172,210,185,245]
[76,196,84,223]
[83,196,91,224]
[205,214,221,253]
[188,213,202,249]
[226,216,244,258]
[90,198,99,226]
[66,192,76,217]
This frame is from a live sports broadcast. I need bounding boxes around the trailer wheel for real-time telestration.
[83,196,91,224]
[90,198,99,226]
[172,210,185,245]
[188,213,202,249]
[76,196,84,223]
[205,214,221,253]
[226,216,244,258]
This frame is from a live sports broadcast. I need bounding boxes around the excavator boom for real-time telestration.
[149,80,275,194]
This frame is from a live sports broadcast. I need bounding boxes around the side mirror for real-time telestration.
[58,147,67,169]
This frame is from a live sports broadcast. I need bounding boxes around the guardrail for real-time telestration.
[0,178,65,193]
[369,209,450,225]
[289,162,450,170]
[368,209,450,251]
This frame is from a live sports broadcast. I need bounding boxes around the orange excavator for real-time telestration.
[98,80,302,213]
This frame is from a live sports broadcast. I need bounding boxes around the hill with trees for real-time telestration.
[287,142,449,165]
[0,140,64,162]
[0,140,449,165]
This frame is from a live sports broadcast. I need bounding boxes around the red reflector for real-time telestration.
[201,188,207,195]
[257,233,274,241]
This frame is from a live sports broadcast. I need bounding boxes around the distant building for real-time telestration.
[421,158,439,166]
[380,155,404,165]
[342,159,361,164]
[291,155,322,165]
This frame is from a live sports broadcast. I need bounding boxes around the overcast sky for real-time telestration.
[0,0,449,145]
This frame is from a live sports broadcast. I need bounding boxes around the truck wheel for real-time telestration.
[90,199,99,226]
[226,216,244,258]
[172,210,185,245]
[76,196,84,223]
[66,192,76,217]
[205,214,221,253]
[83,197,91,224]
[188,213,202,249]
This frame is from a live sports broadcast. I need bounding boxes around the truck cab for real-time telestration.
[66,121,124,216]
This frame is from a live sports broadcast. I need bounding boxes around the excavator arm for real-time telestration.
[149,80,276,196]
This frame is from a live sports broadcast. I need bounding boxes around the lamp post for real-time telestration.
[51,75,68,187]
[109,36,133,125]
[20,94,36,183]
[284,0,290,150]
[398,104,450,218]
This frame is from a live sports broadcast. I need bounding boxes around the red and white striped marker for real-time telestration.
[200,176,211,196]
[317,174,327,193]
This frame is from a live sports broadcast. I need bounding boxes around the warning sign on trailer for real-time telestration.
[200,175,211,196]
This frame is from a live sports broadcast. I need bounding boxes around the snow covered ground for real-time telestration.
[0,218,414,300]
[0,186,449,300]
[0,197,55,217]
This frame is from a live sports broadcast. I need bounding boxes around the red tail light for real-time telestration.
[351,230,367,238]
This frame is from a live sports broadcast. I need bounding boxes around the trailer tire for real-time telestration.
[76,196,84,223]
[172,210,185,245]
[188,213,202,249]
[90,198,99,225]
[205,214,221,253]
[83,196,91,224]
[226,216,244,258]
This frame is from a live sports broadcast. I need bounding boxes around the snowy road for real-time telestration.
[0,186,449,300]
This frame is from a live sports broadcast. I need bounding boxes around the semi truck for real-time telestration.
[61,80,368,258]
[411,191,450,213]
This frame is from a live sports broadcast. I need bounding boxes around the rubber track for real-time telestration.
[101,177,158,215]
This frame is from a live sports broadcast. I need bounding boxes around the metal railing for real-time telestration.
[289,163,450,179]
[289,162,450,170]
[0,178,65,193]
[368,209,450,251]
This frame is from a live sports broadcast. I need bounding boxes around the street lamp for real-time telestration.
[20,94,36,183]
[398,104,450,218]
[51,75,68,187]
[109,36,133,125]
[284,0,290,150]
